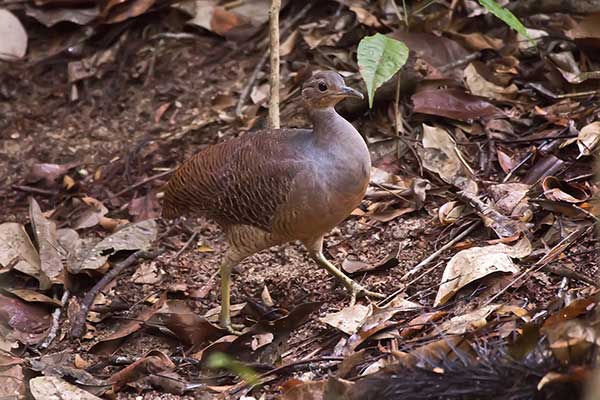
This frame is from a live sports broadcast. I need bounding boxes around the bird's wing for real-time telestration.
[162,129,311,232]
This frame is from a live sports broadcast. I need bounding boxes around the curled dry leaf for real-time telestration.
[464,63,518,101]
[418,124,476,192]
[434,236,532,306]
[438,201,466,225]
[109,350,175,392]
[0,222,44,284]
[542,176,589,203]
[29,197,64,287]
[577,121,600,157]
[70,219,157,273]
[0,9,27,60]
[342,306,405,355]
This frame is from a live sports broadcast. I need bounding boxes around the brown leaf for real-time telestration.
[0,293,51,345]
[400,311,447,338]
[109,350,175,392]
[26,162,79,185]
[30,376,101,400]
[542,176,589,203]
[3,288,62,306]
[0,10,27,61]
[90,292,166,354]
[343,306,405,355]
[25,5,98,27]
[72,196,109,230]
[129,192,161,221]
[29,198,64,287]
[165,310,224,349]
[0,222,44,284]
[0,364,25,398]
[101,0,156,24]
[412,88,504,121]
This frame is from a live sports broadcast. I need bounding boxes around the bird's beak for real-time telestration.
[339,86,364,99]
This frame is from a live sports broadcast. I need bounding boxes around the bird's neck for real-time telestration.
[309,107,356,144]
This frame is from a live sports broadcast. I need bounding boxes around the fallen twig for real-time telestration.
[268,0,281,129]
[39,289,70,349]
[70,249,163,338]
[12,185,58,196]
[110,169,174,199]
[174,231,198,259]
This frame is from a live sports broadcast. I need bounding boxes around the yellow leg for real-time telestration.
[219,257,235,332]
[304,237,385,303]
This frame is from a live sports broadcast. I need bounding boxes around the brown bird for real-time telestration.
[163,71,383,332]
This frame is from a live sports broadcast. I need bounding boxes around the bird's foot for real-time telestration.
[348,283,385,306]
[220,322,246,336]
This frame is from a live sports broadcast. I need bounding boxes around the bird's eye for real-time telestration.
[318,82,327,92]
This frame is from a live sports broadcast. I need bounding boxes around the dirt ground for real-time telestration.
[1,13,598,400]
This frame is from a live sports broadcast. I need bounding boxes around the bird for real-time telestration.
[162,71,384,332]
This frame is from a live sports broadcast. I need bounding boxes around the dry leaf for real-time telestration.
[320,304,371,335]
[0,9,27,60]
[434,237,532,306]
[29,198,64,286]
[418,124,475,192]
[464,63,518,101]
[70,219,157,273]
[0,222,44,284]
[440,304,501,334]
[577,121,600,157]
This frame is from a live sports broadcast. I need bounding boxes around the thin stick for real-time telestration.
[39,290,70,349]
[174,231,198,259]
[70,249,162,338]
[379,221,480,306]
[268,0,281,129]
[12,185,57,196]
[235,2,314,119]
[109,169,174,199]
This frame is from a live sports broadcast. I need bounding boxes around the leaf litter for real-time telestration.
[0,1,598,399]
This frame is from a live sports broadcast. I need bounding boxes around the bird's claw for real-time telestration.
[348,283,385,305]
[221,322,245,336]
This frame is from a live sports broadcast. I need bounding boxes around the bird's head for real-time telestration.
[301,71,363,109]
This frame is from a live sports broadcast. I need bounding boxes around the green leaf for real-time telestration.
[357,33,409,108]
[206,353,259,385]
[478,0,530,39]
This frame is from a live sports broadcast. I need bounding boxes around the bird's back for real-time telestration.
[162,129,312,232]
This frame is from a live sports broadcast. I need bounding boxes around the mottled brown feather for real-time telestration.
[162,129,312,232]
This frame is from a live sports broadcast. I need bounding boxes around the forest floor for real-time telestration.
[0,1,598,400]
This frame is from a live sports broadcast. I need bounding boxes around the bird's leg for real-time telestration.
[219,258,235,332]
[218,255,245,334]
[305,237,385,303]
